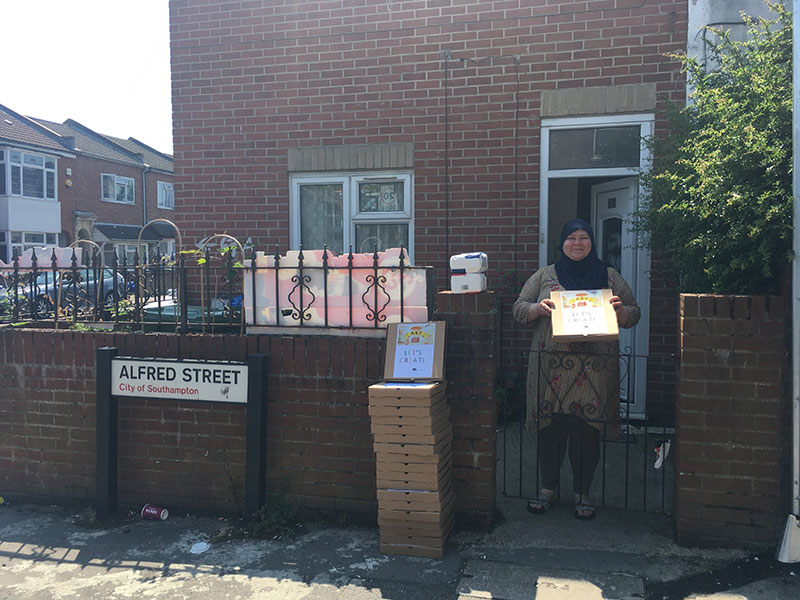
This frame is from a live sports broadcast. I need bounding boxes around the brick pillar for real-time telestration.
[434,291,499,528]
[674,294,788,548]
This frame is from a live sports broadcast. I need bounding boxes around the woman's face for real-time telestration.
[562,229,592,261]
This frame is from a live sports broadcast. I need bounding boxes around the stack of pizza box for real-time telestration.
[368,380,453,558]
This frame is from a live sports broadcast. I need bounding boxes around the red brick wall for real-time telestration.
[168,0,688,404]
[0,291,497,525]
[674,294,789,549]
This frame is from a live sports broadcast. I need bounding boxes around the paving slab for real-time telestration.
[457,559,644,600]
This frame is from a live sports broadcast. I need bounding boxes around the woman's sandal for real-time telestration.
[527,490,557,515]
[573,502,596,521]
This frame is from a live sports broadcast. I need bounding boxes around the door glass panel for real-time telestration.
[355,223,408,253]
[550,126,640,169]
[602,217,622,273]
[300,184,343,253]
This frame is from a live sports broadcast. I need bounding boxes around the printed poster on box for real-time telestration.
[383,321,446,381]
[550,289,619,342]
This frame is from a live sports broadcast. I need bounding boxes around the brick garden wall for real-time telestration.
[674,294,789,549]
[0,291,498,527]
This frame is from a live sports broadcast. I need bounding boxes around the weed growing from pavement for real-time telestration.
[211,486,300,543]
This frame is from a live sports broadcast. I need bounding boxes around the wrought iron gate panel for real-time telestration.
[498,349,677,514]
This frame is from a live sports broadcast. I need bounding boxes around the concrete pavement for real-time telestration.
[0,495,798,600]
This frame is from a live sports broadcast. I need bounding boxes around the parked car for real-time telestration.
[17,268,127,319]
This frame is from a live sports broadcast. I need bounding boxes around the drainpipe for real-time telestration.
[792,0,800,529]
[142,165,151,259]
[778,0,800,563]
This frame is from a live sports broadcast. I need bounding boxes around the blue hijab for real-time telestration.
[554,219,608,290]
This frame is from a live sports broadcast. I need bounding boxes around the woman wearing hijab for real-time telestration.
[512,219,640,520]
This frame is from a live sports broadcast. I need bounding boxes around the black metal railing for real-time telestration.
[498,348,678,514]
[246,245,434,329]
[0,245,434,333]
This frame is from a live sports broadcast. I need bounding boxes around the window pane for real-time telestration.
[23,166,44,198]
[116,178,133,203]
[11,165,21,195]
[26,232,44,243]
[355,223,409,253]
[46,171,55,198]
[23,154,43,167]
[102,174,114,199]
[10,151,20,164]
[45,158,55,169]
[45,233,56,244]
[549,126,640,170]
[601,217,622,273]
[358,181,404,213]
[158,182,174,208]
[11,232,22,243]
[300,184,343,253]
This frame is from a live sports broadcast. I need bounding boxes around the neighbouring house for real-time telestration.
[0,102,175,267]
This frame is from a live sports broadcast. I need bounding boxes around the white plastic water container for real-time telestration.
[449,252,488,274]
[450,273,487,293]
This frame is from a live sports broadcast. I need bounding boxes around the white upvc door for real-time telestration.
[591,177,650,418]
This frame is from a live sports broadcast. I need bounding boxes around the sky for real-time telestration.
[2,0,173,155]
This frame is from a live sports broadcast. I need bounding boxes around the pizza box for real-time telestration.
[369,405,450,428]
[380,522,453,543]
[373,437,451,458]
[380,532,449,550]
[379,542,447,559]
[380,510,454,540]
[376,447,452,470]
[378,494,454,526]
[376,449,452,474]
[377,462,452,491]
[372,422,453,446]
[377,485,453,511]
[368,382,447,403]
[370,411,449,434]
[369,402,447,418]
[550,288,619,342]
[376,459,452,483]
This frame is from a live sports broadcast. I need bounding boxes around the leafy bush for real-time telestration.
[636,1,792,294]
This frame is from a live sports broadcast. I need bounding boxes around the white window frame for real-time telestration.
[0,150,6,196]
[101,173,135,205]
[157,180,174,209]
[9,231,59,259]
[8,150,57,200]
[290,171,414,260]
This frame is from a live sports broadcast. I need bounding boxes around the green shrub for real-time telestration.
[636,1,792,295]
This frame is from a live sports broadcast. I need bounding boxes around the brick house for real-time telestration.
[168,0,706,424]
[0,102,175,266]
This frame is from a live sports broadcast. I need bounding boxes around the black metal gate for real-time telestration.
[498,349,678,513]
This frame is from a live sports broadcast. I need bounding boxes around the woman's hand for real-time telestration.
[610,295,628,326]
[528,299,555,322]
